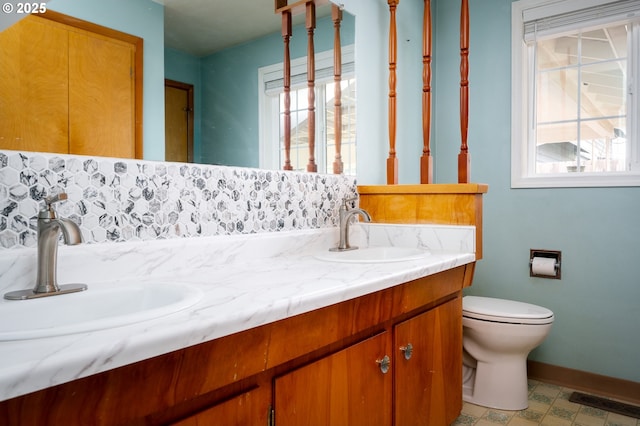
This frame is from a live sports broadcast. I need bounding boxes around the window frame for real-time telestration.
[511,0,640,188]
[258,45,355,173]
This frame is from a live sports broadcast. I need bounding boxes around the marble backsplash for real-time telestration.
[0,150,358,249]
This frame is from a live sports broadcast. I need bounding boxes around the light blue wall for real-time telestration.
[432,0,640,383]
[164,48,202,162]
[199,35,275,167]
[48,0,165,161]
[198,13,356,167]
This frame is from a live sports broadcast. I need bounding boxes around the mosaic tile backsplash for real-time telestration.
[0,150,358,249]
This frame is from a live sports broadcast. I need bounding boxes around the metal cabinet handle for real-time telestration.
[376,355,391,374]
[399,343,413,360]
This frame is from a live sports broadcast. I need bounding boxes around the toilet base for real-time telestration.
[462,359,529,410]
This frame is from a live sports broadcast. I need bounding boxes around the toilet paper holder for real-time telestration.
[529,249,561,279]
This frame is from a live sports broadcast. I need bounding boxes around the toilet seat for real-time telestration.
[463,296,554,325]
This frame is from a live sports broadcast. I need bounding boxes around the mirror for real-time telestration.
[0,0,355,170]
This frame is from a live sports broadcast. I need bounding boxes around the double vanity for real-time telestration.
[0,221,476,425]
[0,149,487,425]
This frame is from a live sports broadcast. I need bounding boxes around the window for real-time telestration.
[259,46,356,175]
[512,0,640,187]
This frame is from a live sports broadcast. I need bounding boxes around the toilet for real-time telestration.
[462,296,554,410]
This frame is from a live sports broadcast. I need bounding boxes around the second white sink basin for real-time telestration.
[316,246,431,263]
[0,282,203,341]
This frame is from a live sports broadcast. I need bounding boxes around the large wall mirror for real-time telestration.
[0,0,355,172]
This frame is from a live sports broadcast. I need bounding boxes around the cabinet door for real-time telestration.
[0,14,137,158]
[170,385,270,426]
[394,296,462,426]
[69,29,136,158]
[0,16,69,153]
[274,332,392,426]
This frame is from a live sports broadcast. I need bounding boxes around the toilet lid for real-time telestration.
[463,296,554,325]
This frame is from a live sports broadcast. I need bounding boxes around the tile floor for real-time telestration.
[452,380,640,426]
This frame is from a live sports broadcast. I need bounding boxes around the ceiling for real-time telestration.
[153,0,333,57]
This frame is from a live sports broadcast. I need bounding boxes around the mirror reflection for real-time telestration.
[0,0,355,171]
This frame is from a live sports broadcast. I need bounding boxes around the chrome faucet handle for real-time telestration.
[40,193,68,218]
[341,196,358,209]
[45,192,68,207]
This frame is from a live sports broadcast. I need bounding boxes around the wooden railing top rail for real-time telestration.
[275,0,329,15]
[358,183,488,195]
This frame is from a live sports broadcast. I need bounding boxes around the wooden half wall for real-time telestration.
[357,184,488,259]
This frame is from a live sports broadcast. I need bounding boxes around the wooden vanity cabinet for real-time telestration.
[274,297,462,426]
[0,265,472,426]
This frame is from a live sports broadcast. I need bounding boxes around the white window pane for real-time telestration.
[580,119,627,172]
[580,61,626,119]
[538,36,578,69]
[279,109,287,136]
[537,68,579,122]
[326,144,336,172]
[582,26,627,64]
[536,122,579,173]
[296,88,308,110]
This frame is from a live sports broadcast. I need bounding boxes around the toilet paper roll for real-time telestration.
[531,257,557,276]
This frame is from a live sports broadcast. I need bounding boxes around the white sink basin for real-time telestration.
[315,246,430,263]
[0,282,203,341]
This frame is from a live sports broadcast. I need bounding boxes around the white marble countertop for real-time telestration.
[0,223,475,402]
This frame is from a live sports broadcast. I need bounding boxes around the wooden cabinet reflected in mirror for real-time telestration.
[0,11,143,159]
[164,79,194,163]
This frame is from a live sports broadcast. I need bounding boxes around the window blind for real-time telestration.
[262,45,355,95]
[264,62,355,94]
[523,0,640,41]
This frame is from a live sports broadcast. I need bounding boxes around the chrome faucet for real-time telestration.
[4,193,88,300]
[330,197,372,252]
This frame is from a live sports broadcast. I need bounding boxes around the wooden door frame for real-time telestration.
[165,79,194,163]
[39,10,144,159]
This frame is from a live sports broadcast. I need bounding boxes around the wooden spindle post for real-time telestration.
[306,1,317,173]
[387,0,399,184]
[458,0,470,183]
[282,11,293,171]
[332,4,344,175]
[421,0,433,184]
